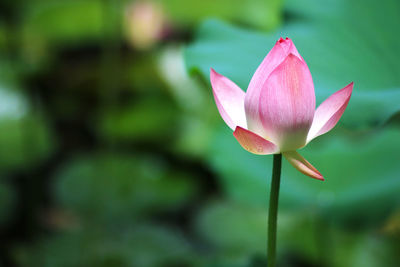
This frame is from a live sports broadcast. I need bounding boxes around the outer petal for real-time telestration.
[233,126,278,155]
[210,68,247,130]
[259,54,315,151]
[283,151,324,180]
[307,82,354,143]
[245,38,303,137]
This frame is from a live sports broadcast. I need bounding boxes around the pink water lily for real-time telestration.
[210,37,353,180]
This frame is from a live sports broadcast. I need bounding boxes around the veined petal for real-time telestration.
[233,126,278,155]
[245,38,303,137]
[210,68,246,130]
[307,82,354,143]
[283,151,324,180]
[259,54,315,151]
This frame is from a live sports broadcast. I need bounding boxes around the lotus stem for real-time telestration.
[267,153,282,267]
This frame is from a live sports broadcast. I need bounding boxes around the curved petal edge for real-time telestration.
[283,151,324,180]
[307,82,354,143]
[233,126,278,155]
[210,68,247,130]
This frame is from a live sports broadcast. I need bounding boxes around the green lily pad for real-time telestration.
[21,0,105,45]
[196,200,267,253]
[97,97,179,143]
[19,0,113,67]
[16,224,194,267]
[206,126,400,223]
[55,153,198,224]
[185,0,400,128]
[162,0,282,30]
[195,200,399,267]
[0,111,54,172]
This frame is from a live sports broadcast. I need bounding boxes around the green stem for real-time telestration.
[267,153,282,267]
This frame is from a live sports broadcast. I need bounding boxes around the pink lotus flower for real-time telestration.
[210,37,353,180]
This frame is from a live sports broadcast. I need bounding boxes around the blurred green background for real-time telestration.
[0,0,399,266]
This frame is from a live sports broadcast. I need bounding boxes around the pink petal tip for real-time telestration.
[283,151,324,181]
[307,82,354,143]
[210,68,247,130]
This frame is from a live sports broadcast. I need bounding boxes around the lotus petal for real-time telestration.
[283,151,324,180]
[233,126,278,155]
[307,82,354,142]
[210,68,247,130]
